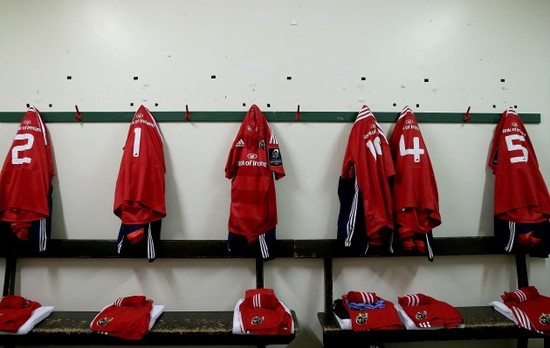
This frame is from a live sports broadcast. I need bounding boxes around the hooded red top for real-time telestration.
[225,104,285,243]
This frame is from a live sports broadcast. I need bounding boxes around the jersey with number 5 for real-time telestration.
[488,108,550,223]
[0,106,54,224]
[113,105,166,224]
[389,106,441,234]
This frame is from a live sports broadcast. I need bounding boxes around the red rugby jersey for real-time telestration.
[488,108,550,223]
[341,105,395,245]
[0,107,54,225]
[389,106,441,237]
[225,104,285,242]
[113,105,166,224]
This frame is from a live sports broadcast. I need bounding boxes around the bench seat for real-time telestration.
[0,310,298,346]
[318,306,544,346]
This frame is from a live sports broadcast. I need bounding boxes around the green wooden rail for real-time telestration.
[0,111,541,123]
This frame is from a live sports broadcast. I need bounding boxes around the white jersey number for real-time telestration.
[11,133,34,164]
[366,137,382,161]
[133,127,142,157]
[505,134,528,163]
[399,135,425,163]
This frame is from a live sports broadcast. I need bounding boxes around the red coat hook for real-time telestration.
[74,105,82,121]
[295,105,301,121]
[185,105,191,121]
[463,106,471,122]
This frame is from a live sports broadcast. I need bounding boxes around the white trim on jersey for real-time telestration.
[356,105,375,122]
[425,234,434,260]
[259,234,269,259]
[511,306,543,334]
[513,289,528,302]
[344,178,359,248]
[253,294,261,308]
[33,108,49,146]
[266,123,278,145]
[114,297,124,307]
[38,218,47,252]
[147,224,155,261]
[405,294,420,306]
[506,221,516,252]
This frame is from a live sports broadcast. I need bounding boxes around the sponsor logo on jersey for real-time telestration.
[406,119,414,125]
[136,113,144,119]
[23,119,31,125]
[247,153,258,160]
[238,160,267,167]
[236,139,245,147]
[415,311,428,320]
[540,313,550,325]
[511,122,518,127]
[269,148,283,166]
[251,316,264,325]
[355,313,368,325]
[97,317,114,326]
[502,127,526,137]
[132,118,157,128]
[362,129,378,139]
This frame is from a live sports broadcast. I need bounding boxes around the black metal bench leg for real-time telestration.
[517,337,528,348]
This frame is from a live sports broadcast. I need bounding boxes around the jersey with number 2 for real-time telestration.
[0,107,54,224]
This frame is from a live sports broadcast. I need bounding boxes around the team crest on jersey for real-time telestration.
[540,313,550,325]
[355,313,368,325]
[251,316,264,325]
[415,311,428,320]
[236,139,245,147]
[97,317,114,326]
[269,148,283,166]
[259,140,266,149]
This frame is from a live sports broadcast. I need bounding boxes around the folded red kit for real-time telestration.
[501,286,550,335]
[90,295,153,340]
[397,293,464,329]
[341,291,403,331]
[238,288,293,335]
[0,295,41,333]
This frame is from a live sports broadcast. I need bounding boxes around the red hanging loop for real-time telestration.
[74,105,82,121]
[463,106,471,122]
[295,104,301,121]
[185,104,191,121]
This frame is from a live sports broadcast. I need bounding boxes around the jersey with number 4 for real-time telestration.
[0,107,54,245]
[113,105,166,224]
[488,108,550,223]
[389,106,441,234]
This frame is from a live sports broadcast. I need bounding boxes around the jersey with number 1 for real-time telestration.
[0,106,54,248]
[488,108,550,223]
[113,105,166,224]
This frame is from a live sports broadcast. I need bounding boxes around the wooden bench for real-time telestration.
[0,239,299,347]
[298,237,550,348]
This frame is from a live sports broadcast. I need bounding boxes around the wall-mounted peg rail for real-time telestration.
[0,111,541,123]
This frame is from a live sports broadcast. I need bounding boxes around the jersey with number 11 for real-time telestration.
[0,106,54,224]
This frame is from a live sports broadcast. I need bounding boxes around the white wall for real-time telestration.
[1,0,550,347]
